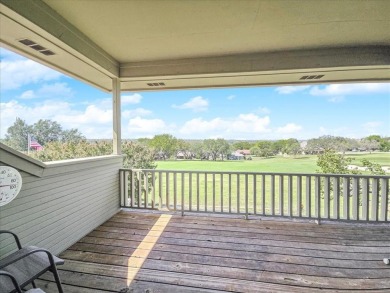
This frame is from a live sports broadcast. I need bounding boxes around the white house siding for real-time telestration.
[0,146,123,257]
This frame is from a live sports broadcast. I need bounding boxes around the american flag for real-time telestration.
[29,135,43,150]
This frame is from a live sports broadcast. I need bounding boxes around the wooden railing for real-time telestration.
[120,169,389,222]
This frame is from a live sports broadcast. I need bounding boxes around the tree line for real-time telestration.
[2,118,389,164]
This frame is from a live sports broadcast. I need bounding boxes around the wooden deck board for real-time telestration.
[39,210,390,292]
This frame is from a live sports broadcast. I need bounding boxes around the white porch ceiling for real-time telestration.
[1,0,389,92]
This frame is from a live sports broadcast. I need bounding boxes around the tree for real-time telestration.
[4,118,32,151]
[149,134,178,160]
[249,146,261,156]
[256,141,275,158]
[203,138,230,160]
[4,118,85,151]
[316,149,356,174]
[60,128,86,143]
[189,141,205,159]
[365,135,390,152]
[32,119,63,145]
[122,141,156,169]
[232,141,254,150]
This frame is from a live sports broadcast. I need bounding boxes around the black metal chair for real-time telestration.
[0,271,46,293]
[0,231,64,293]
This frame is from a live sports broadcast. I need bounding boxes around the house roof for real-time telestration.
[1,0,389,92]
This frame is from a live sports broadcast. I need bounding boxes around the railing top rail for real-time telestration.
[120,168,390,178]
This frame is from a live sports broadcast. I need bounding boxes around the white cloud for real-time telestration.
[327,96,344,103]
[122,93,142,104]
[126,117,171,135]
[227,95,235,100]
[20,90,36,99]
[0,99,114,139]
[172,96,208,112]
[122,108,152,119]
[275,85,310,94]
[277,123,302,134]
[362,121,382,134]
[0,59,62,90]
[310,83,390,97]
[18,82,74,100]
[256,107,271,114]
[179,113,271,139]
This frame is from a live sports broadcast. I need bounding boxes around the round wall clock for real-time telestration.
[0,166,23,206]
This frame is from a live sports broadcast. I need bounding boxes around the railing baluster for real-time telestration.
[205,173,208,212]
[158,171,162,209]
[324,176,329,219]
[306,176,311,218]
[253,174,257,215]
[333,177,339,219]
[297,175,302,217]
[173,172,177,210]
[288,175,292,216]
[189,173,192,212]
[120,171,125,207]
[279,175,284,216]
[138,171,141,208]
[220,174,224,213]
[262,174,266,215]
[352,177,359,220]
[197,173,200,212]
[181,172,185,215]
[361,178,368,220]
[271,175,275,216]
[315,176,320,219]
[131,171,135,208]
[145,171,148,208]
[229,173,232,213]
[237,174,240,213]
[380,178,388,222]
[245,174,249,219]
[213,173,216,212]
[151,172,156,209]
[371,178,378,221]
[166,172,170,210]
[343,177,349,220]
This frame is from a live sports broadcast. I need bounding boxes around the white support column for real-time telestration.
[112,78,121,155]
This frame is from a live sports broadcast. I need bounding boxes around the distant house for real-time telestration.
[236,149,251,156]
[228,152,245,160]
[176,151,194,160]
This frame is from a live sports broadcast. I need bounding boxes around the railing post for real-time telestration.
[380,178,388,222]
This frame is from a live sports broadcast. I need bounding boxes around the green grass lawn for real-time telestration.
[156,152,389,173]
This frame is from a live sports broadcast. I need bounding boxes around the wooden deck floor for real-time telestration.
[37,210,390,292]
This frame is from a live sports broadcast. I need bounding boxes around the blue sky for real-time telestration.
[1,48,389,140]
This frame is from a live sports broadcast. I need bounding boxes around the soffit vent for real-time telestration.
[147,82,166,87]
[300,75,324,80]
[18,38,55,56]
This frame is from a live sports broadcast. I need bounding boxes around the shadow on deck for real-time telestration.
[37,210,390,292]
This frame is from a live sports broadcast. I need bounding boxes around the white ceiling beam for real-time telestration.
[120,47,390,79]
[0,0,119,78]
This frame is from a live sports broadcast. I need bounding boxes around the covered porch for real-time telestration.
[1,0,389,292]
[36,210,390,292]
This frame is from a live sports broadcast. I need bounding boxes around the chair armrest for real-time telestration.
[0,248,58,269]
[0,230,22,249]
[0,270,23,293]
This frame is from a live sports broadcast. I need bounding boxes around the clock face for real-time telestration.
[0,166,23,206]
